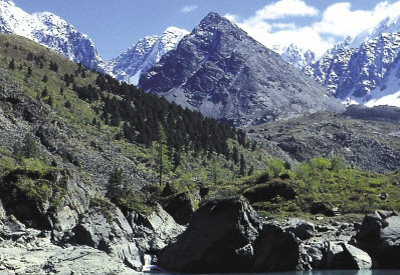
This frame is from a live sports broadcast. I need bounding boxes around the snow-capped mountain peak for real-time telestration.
[274,43,316,69]
[0,0,104,69]
[302,12,400,108]
[107,26,189,84]
[351,16,400,48]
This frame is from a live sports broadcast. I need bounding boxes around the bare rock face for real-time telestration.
[158,197,262,273]
[139,12,344,126]
[355,210,400,268]
[252,223,300,272]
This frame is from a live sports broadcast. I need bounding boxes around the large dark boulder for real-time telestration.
[158,197,261,273]
[355,211,400,268]
[253,223,300,272]
[162,192,196,225]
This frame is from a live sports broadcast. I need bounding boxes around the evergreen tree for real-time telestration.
[64,100,72,109]
[239,153,246,176]
[12,142,23,163]
[22,133,39,159]
[8,58,15,70]
[232,146,239,164]
[27,66,32,76]
[27,52,34,62]
[42,74,48,83]
[153,123,172,186]
[42,87,48,97]
[106,168,126,201]
[47,95,53,107]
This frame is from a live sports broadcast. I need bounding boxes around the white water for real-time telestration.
[142,254,164,273]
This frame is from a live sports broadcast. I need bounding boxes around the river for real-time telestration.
[152,271,400,275]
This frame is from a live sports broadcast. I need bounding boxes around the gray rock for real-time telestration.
[158,197,261,273]
[343,243,372,270]
[0,200,5,219]
[127,204,185,254]
[69,207,142,270]
[253,223,300,272]
[356,211,400,268]
[140,12,344,127]
[284,218,316,240]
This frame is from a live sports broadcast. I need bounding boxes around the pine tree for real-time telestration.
[8,58,15,70]
[232,146,239,164]
[47,95,53,107]
[22,133,38,159]
[27,66,32,76]
[106,168,126,201]
[42,74,48,83]
[239,153,246,176]
[153,123,172,186]
[42,87,48,97]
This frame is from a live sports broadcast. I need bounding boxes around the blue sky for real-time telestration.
[11,0,400,60]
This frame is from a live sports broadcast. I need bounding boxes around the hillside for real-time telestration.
[246,111,400,173]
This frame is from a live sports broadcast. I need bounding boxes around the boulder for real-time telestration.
[69,207,142,270]
[284,218,316,240]
[326,242,372,269]
[0,238,137,275]
[253,223,300,272]
[128,204,185,253]
[158,197,262,273]
[355,211,400,268]
[162,192,196,225]
[343,243,372,270]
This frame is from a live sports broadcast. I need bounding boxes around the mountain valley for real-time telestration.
[1,1,400,274]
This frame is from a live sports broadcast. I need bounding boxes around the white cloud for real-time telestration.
[313,1,400,37]
[271,23,297,30]
[226,1,400,57]
[251,0,319,20]
[224,13,240,23]
[180,5,198,14]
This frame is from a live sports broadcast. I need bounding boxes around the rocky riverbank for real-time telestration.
[1,193,399,274]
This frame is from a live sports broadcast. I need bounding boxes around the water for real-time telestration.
[152,271,400,275]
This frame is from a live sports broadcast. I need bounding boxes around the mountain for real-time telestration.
[273,44,316,70]
[306,15,400,106]
[139,12,344,126]
[107,27,188,84]
[0,0,104,69]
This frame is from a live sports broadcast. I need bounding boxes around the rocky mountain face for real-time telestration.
[303,15,400,107]
[0,0,104,69]
[139,12,344,126]
[247,110,400,173]
[107,27,188,84]
[273,44,316,70]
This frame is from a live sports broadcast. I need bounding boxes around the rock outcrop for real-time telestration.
[158,197,261,273]
[355,210,400,268]
[0,215,137,274]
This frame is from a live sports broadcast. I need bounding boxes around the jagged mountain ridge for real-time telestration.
[302,14,400,107]
[107,27,188,84]
[139,12,344,126]
[0,0,105,69]
[273,44,316,70]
